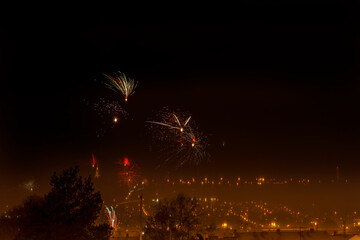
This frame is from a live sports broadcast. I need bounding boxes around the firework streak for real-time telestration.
[105,206,118,230]
[103,71,138,102]
[91,154,96,168]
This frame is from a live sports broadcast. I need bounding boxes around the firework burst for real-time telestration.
[21,180,39,193]
[117,157,141,188]
[91,97,128,137]
[103,71,138,102]
[146,107,210,167]
[146,107,192,142]
[93,98,128,121]
[162,125,210,167]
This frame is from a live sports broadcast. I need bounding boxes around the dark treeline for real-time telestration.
[0,167,111,240]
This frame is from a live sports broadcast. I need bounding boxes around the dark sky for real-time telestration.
[1,5,360,208]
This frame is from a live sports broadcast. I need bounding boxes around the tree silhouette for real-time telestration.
[144,193,202,240]
[0,198,31,240]
[7,166,111,240]
[145,199,173,240]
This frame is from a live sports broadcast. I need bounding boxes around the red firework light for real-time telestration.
[123,157,130,166]
[91,154,96,168]
[117,157,140,186]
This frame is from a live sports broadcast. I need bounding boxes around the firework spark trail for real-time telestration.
[173,114,181,127]
[91,154,96,168]
[103,71,137,102]
[184,115,191,126]
[126,185,145,200]
[173,114,191,132]
[105,206,118,229]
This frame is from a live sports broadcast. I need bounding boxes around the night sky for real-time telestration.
[1,6,359,208]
